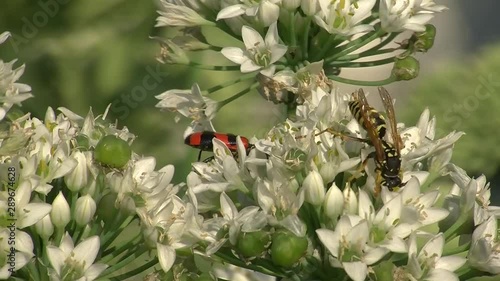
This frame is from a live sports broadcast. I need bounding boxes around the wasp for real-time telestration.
[352,87,405,196]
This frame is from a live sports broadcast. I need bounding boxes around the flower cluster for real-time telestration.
[154,0,443,125]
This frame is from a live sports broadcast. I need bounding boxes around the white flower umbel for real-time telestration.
[221,22,287,77]
[314,0,376,36]
[47,234,107,281]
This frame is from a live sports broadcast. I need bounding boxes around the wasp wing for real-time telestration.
[354,89,385,162]
[378,87,403,152]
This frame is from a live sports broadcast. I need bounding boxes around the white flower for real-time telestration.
[358,190,410,253]
[406,232,465,280]
[205,193,267,255]
[314,0,376,36]
[155,83,218,128]
[156,0,215,27]
[0,230,34,279]
[468,215,500,274]
[6,180,52,229]
[379,0,447,32]
[221,22,287,77]
[317,215,389,281]
[0,59,32,121]
[47,234,107,281]
[217,0,280,27]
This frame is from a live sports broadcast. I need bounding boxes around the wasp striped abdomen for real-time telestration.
[348,100,386,139]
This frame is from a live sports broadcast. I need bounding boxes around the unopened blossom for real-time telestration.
[74,194,96,226]
[303,169,325,206]
[314,0,376,36]
[51,191,71,229]
[47,234,107,281]
[35,214,54,240]
[221,22,287,77]
[323,182,344,220]
[64,151,91,192]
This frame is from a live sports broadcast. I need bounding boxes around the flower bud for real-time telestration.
[258,2,280,27]
[282,0,301,10]
[156,2,214,27]
[414,24,436,52]
[392,56,420,81]
[74,195,96,226]
[50,192,71,229]
[343,186,357,214]
[301,0,319,16]
[64,151,89,192]
[303,170,325,206]
[323,183,344,220]
[35,215,54,240]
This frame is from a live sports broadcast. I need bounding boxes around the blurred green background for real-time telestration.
[1,0,499,201]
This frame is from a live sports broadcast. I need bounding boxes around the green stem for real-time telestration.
[335,48,398,62]
[26,260,42,281]
[325,28,386,63]
[98,247,148,278]
[188,62,241,71]
[101,233,142,263]
[215,250,286,278]
[289,11,297,48]
[218,82,259,108]
[314,34,338,61]
[330,57,396,68]
[443,213,469,240]
[205,73,256,94]
[302,17,312,60]
[327,75,397,86]
[107,257,159,281]
[442,241,471,256]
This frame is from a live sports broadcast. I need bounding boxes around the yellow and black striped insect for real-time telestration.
[352,87,405,196]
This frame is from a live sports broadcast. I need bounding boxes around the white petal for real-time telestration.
[73,236,100,270]
[242,26,265,50]
[220,192,238,221]
[47,246,65,275]
[426,269,459,281]
[269,44,288,64]
[84,263,108,280]
[343,261,368,281]
[316,229,339,257]
[157,243,176,272]
[221,47,246,64]
[436,256,466,272]
[216,5,246,20]
[19,203,52,228]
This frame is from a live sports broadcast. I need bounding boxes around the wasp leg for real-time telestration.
[374,170,383,197]
[347,151,375,186]
[197,150,203,162]
[202,156,215,163]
